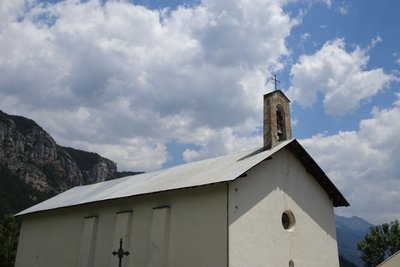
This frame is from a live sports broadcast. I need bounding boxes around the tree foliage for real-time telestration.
[358,220,400,267]
[0,214,20,267]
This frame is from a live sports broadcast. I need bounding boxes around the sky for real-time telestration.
[0,0,399,224]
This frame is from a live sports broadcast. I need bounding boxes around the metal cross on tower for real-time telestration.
[271,74,280,91]
[112,238,130,267]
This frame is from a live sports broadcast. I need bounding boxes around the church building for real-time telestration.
[15,90,349,267]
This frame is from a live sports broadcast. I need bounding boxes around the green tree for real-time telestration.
[0,214,20,267]
[358,220,400,267]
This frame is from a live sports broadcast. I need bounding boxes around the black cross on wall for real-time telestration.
[112,238,130,267]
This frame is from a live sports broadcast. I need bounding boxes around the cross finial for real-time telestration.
[112,238,130,267]
[271,74,280,91]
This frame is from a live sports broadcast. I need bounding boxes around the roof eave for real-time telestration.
[286,140,350,207]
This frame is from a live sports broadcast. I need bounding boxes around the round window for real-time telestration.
[281,210,295,231]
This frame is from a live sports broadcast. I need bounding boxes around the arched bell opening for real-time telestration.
[276,104,286,142]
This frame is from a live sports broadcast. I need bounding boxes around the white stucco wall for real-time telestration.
[15,183,227,267]
[229,148,339,267]
[378,251,400,267]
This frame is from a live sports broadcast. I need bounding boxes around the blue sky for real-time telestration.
[0,0,399,224]
[286,0,399,137]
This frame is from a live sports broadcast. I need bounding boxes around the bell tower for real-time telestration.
[263,90,292,149]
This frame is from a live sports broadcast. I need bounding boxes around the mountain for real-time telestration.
[0,110,141,216]
[339,255,357,267]
[336,215,374,267]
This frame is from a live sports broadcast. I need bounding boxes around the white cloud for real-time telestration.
[336,2,349,15]
[320,0,349,15]
[300,32,310,43]
[0,0,296,170]
[182,127,262,162]
[370,35,382,48]
[300,92,400,224]
[287,38,394,116]
[394,52,400,66]
[337,6,348,15]
[321,0,332,7]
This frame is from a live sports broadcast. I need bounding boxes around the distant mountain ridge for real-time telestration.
[339,255,357,267]
[336,215,374,267]
[0,110,141,216]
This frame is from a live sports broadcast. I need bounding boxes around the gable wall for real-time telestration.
[378,251,400,267]
[228,148,339,267]
[15,182,227,267]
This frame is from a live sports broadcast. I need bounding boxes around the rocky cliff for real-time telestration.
[0,110,117,194]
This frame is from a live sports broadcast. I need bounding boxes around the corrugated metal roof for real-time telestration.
[16,139,348,216]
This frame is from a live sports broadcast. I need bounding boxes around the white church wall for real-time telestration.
[109,210,133,267]
[148,206,170,267]
[15,208,83,267]
[15,183,227,267]
[166,184,227,266]
[79,215,98,267]
[228,148,339,267]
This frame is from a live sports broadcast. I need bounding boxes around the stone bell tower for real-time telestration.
[263,90,292,149]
